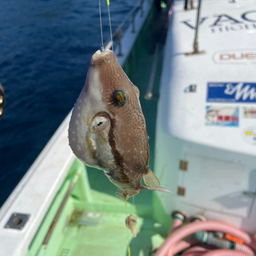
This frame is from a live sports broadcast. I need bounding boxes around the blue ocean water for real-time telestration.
[0,0,137,207]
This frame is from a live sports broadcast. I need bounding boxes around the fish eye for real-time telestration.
[92,114,110,133]
[113,90,128,107]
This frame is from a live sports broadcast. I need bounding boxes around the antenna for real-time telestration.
[186,0,205,56]
[193,0,201,53]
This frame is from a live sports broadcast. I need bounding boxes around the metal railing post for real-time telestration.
[118,29,123,56]
[184,0,188,10]
[105,0,142,51]
[191,0,194,9]
[132,11,136,33]
[140,0,144,17]
[186,0,205,55]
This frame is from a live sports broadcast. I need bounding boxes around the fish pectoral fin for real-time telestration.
[92,113,111,145]
[97,128,109,144]
[143,170,161,187]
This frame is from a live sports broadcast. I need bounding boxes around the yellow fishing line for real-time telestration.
[125,197,131,256]
[106,0,113,50]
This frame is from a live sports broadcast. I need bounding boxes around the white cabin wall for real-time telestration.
[155,109,256,233]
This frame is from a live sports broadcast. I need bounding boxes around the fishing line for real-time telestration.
[106,0,114,51]
[98,0,104,51]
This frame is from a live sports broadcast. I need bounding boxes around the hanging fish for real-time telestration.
[125,215,137,237]
[68,49,171,200]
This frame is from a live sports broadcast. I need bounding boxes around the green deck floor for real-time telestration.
[56,210,166,256]
[30,161,169,256]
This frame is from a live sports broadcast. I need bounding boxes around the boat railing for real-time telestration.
[105,0,145,56]
[184,0,194,10]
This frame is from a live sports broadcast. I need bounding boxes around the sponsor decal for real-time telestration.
[213,50,256,65]
[205,106,239,126]
[184,84,197,93]
[242,107,256,118]
[181,10,256,34]
[242,127,256,144]
[207,82,256,103]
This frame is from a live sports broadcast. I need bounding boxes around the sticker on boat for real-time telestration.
[242,107,256,118]
[207,82,256,103]
[205,106,239,126]
[184,84,197,93]
[212,49,256,65]
[181,11,256,34]
[242,127,256,145]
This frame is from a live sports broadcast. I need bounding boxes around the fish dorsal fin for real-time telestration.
[143,169,160,187]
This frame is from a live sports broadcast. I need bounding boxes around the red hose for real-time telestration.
[155,220,256,256]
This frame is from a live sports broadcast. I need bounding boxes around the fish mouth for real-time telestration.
[91,49,114,66]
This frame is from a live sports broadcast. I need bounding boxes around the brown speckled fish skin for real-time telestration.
[97,51,149,183]
[68,50,171,200]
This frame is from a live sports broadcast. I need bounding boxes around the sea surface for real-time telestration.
[0,0,138,207]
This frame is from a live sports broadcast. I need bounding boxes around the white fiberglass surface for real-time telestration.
[154,0,256,234]
[160,0,256,156]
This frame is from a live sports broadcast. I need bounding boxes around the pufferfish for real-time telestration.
[68,49,171,200]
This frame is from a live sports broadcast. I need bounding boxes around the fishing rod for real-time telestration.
[0,83,5,121]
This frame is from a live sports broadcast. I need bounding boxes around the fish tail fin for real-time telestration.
[142,186,172,194]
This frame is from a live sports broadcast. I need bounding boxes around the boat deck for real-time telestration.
[60,214,158,256]
[57,211,164,256]
[26,160,169,256]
